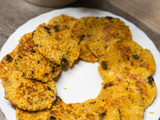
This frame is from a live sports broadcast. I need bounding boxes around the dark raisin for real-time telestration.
[61,58,68,65]
[48,87,51,90]
[95,17,99,19]
[53,25,59,32]
[101,61,107,70]
[51,95,55,98]
[6,55,13,63]
[44,26,50,34]
[100,112,106,119]
[133,54,139,59]
[44,73,49,76]
[147,76,154,85]
[51,67,55,73]
[31,71,34,74]
[31,49,36,53]
[103,83,112,89]
[80,34,85,41]
[32,30,35,38]
[49,116,56,120]
[105,16,113,20]
[44,26,50,31]
[37,60,40,64]
[19,56,23,59]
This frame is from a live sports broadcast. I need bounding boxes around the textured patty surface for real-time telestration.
[0,14,157,120]
[33,14,80,66]
[76,16,132,62]
[0,51,16,87]
[49,97,120,120]
[98,40,156,108]
[16,108,50,120]
[98,77,144,120]
[4,70,57,111]
[45,79,144,120]
[14,33,61,82]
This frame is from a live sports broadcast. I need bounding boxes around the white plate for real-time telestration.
[0,8,160,120]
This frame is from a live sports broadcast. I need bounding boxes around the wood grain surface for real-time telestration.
[108,0,160,34]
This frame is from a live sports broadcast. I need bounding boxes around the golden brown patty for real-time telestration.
[16,107,50,120]
[33,15,80,66]
[76,16,132,62]
[4,70,56,111]
[49,97,120,120]
[0,15,156,120]
[14,33,61,82]
[98,78,144,120]
[98,40,156,108]
[47,14,78,32]
[0,51,16,87]
[48,78,144,120]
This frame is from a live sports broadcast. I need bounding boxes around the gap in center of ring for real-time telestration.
[55,60,103,103]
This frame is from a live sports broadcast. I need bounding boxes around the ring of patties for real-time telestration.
[0,14,156,120]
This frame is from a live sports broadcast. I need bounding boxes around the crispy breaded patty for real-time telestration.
[99,40,155,77]
[47,14,78,32]
[98,79,144,120]
[0,15,157,120]
[79,41,98,62]
[49,79,144,120]
[33,15,80,66]
[98,40,156,108]
[14,33,61,82]
[16,82,143,120]
[16,96,120,120]
[4,70,56,111]
[76,16,132,62]
[125,67,156,109]
[16,108,50,120]
[0,51,16,87]
[49,97,120,120]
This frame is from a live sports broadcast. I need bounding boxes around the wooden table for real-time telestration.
[109,0,160,34]
[0,0,160,119]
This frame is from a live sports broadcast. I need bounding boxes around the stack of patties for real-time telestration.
[0,14,156,120]
[33,14,80,67]
[0,33,60,111]
[0,14,81,119]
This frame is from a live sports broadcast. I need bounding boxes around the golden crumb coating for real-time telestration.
[0,14,157,120]
[4,70,56,111]
[16,108,50,120]
[0,51,16,87]
[14,33,61,82]
[76,16,132,62]
[33,15,80,66]
[48,78,144,120]
[79,41,98,62]
[47,14,78,32]
[98,40,156,108]
[98,79,144,120]
[48,97,120,120]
